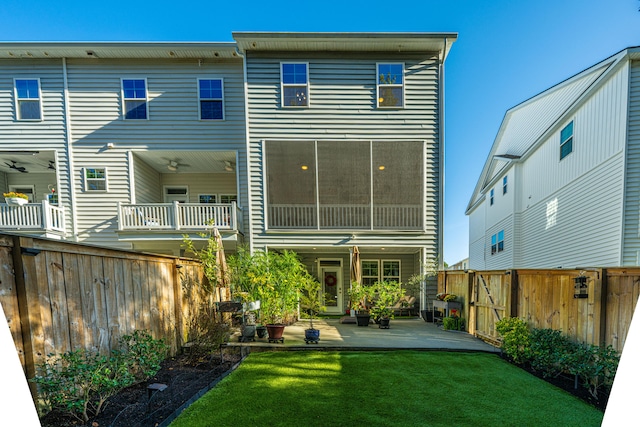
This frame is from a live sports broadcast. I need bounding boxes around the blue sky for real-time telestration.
[1,0,638,264]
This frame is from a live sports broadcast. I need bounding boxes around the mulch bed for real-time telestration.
[39,347,243,427]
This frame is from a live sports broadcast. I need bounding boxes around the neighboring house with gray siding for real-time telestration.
[467,47,640,269]
[235,32,456,313]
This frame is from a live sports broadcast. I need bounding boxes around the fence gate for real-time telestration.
[472,272,512,345]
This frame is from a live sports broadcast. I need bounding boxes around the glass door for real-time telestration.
[320,263,343,314]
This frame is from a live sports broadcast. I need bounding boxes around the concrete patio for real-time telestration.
[228,317,499,353]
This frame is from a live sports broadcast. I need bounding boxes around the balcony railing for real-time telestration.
[117,202,240,232]
[268,204,423,230]
[0,201,65,233]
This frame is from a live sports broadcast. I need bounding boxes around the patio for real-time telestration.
[228,317,499,352]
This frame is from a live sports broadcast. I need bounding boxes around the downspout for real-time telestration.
[235,46,255,254]
[62,58,79,240]
[437,39,446,269]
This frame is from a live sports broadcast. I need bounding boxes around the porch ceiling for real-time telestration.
[0,151,56,174]
[269,245,422,255]
[132,150,236,174]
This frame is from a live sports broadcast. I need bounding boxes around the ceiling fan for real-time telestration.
[4,160,28,173]
[162,158,190,172]
[224,161,235,172]
[48,161,56,171]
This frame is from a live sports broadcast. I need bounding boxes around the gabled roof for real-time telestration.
[233,32,457,60]
[466,46,640,214]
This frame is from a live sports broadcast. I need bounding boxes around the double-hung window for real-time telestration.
[491,231,505,255]
[490,188,494,206]
[198,78,224,120]
[382,260,401,283]
[15,79,42,120]
[122,79,148,120]
[84,168,107,191]
[361,260,379,286]
[377,63,404,108]
[503,176,508,194]
[560,121,573,160]
[281,63,308,107]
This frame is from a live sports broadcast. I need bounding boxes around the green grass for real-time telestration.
[170,351,603,427]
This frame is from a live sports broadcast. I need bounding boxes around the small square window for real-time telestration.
[560,121,573,160]
[377,63,404,108]
[198,79,224,120]
[85,168,107,191]
[281,63,308,107]
[199,194,217,204]
[15,79,42,120]
[219,194,237,204]
[122,79,148,120]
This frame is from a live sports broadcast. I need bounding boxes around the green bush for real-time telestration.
[495,317,530,364]
[31,330,169,422]
[443,316,464,331]
[185,306,231,364]
[564,343,619,400]
[528,328,575,378]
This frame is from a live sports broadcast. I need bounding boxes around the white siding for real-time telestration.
[468,200,486,270]
[245,52,441,252]
[160,173,236,202]
[133,156,161,203]
[484,215,513,270]
[623,60,640,265]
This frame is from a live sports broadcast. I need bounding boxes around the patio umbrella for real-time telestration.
[213,227,229,301]
[350,246,361,285]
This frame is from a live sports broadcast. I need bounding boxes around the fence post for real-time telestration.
[598,268,608,347]
[509,270,518,318]
[173,259,184,350]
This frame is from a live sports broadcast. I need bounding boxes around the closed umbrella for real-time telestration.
[349,246,361,316]
[213,227,229,301]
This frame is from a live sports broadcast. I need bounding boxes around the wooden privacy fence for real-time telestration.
[0,234,222,399]
[439,268,640,352]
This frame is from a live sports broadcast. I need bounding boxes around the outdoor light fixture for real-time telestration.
[301,165,308,170]
[378,165,385,171]
[573,276,588,299]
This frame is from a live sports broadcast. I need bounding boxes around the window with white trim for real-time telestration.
[9,185,34,202]
[560,121,573,160]
[198,79,224,120]
[503,176,508,195]
[281,63,308,107]
[199,194,217,204]
[491,230,504,255]
[490,188,494,206]
[382,260,401,283]
[14,79,42,120]
[122,79,148,120]
[377,63,404,108]
[361,260,379,286]
[84,168,107,191]
[219,194,237,204]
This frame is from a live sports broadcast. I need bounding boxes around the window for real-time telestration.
[377,63,404,108]
[281,63,308,107]
[14,79,42,120]
[219,194,237,204]
[382,260,401,283]
[361,260,379,286]
[9,186,34,202]
[199,194,217,204]
[560,121,573,160]
[198,79,224,120]
[122,79,148,120]
[491,231,505,255]
[490,189,494,206]
[503,176,508,195]
[84,168,107,191]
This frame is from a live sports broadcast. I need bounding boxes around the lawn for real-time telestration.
[170,351,603,427]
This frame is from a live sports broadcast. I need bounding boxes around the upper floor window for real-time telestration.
[377,63,404,108]
[14,79,42,120]
[281,63,308,107]
[560,121,573,160]
[84,168,107,191]
[503,176,508,195]
[198,79,224,120]
[122,79,148,120]
[491,230,504,255]
[490,188,494,206]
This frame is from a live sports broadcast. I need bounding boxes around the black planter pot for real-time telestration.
[305,328,320,344]
[355,313,371,327]
[256,326,267,338]
[378,317,390,329]
[240,324,256,342]
[420,310,433,322]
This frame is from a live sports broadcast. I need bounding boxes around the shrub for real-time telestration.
[119,330,169,382]
[528,328,575,378]
[564,343,620,400]
[495,317,530,364]
[185,306,231,364]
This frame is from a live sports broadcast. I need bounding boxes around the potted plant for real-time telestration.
[240,311,257,342]
[299,276,326,344]
[348,281,375,326]
[370,281,403,329]
[3,191,28,206]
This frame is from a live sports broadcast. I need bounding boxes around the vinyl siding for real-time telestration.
[65,58,246,248]
[623,60,640,265]
[484,216,513,270]
[245,52,441,252]
[160,173,236,202]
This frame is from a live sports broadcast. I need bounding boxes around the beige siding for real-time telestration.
[245,52,441,252]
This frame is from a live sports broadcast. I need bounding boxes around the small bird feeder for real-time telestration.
[573,276,588,299]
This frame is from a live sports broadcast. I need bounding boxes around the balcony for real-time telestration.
[268,204,423,230]
[117,201,241,232]
[0,201,66,236]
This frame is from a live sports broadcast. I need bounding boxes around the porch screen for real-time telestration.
[317,140,371,228]
[372,141,423,229]
[265,140,317,228]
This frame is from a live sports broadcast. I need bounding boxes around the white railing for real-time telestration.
[0,201,66,233]
[117,202,239,232]
[268,204,422,230]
